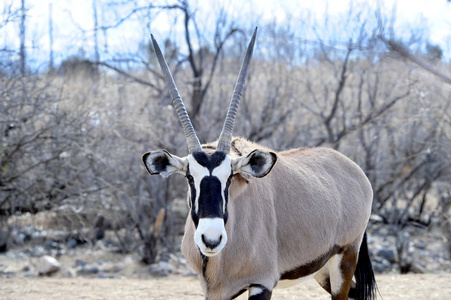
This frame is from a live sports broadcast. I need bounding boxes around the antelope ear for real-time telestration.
[142,150,188,178]
[232,149,277,178]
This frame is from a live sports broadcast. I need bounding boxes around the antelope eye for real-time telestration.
[186,175,194,183]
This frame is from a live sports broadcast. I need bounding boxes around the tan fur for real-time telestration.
[182,137,373,300]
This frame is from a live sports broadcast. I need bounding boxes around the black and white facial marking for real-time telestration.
[142,148,277,257]
[187,151,232,257]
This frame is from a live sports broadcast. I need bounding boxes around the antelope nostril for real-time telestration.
[201,234,222,249]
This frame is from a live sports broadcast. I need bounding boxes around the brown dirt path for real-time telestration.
[1,274,450,299]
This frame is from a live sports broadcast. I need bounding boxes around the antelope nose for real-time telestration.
[202,234,222,249]
[194,218,227,256]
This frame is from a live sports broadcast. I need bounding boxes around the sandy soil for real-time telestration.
[1,274,451,300]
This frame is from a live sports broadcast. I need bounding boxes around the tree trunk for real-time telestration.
[19,0,26,76]
[92,0,99,63]
[48,3,54,70]
[190,76,204,130]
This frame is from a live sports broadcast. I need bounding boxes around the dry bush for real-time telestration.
[2,5,451,264]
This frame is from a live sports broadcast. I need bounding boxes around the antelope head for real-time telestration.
[142,28,277,257]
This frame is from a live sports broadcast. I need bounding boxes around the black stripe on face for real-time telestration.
[192,151,227,171]
[222,172,232,225]
[188,151,230,226]
[198,176,224,219]
[186,167,199,227]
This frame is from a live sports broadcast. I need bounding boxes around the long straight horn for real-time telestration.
[217,27,257,153]
[151,34,202,154]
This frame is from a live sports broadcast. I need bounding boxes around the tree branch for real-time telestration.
[97,61,160,91]
[381,37,451,85]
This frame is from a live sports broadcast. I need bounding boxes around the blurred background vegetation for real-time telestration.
[1,0,450,267]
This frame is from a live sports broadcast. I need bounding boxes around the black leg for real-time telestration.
[248,285,272,300]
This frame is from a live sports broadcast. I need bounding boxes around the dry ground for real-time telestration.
[1,274,451,299]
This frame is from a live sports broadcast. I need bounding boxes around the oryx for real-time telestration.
[142,28,376,300]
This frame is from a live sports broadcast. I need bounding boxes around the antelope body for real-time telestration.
[142,28,376,300]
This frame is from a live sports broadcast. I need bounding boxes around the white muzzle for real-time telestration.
[194,218,228,257]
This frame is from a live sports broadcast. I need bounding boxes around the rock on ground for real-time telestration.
[37,256,61,276]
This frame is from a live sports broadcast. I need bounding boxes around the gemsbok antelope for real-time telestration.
[142,28,377,300]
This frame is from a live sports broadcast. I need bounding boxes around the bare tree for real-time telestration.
[2,0,450,268]
[92,1,243,134]
[48,3,54,70]
[19,0,26,76]
[381,37,451,85]
[92,0,100,63]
